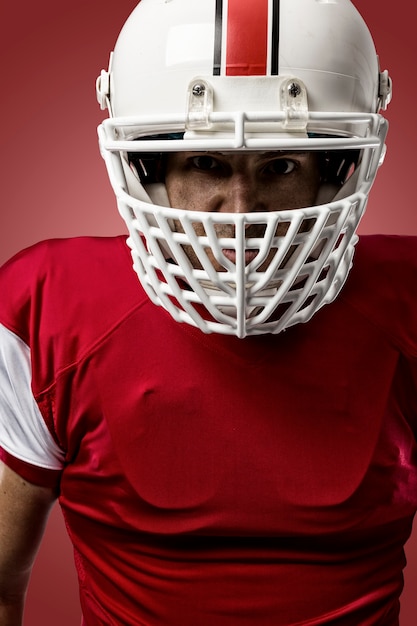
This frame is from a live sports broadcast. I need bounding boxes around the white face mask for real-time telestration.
[98,115,387,337]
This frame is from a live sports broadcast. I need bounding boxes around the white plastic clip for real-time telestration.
[186,78,214,130]
[378,69,392,111]
[96,70,110,110]
[280,78,309,132]
[96,52,113,112]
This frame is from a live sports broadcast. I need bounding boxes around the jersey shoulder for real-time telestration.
[0,236,148,386]
[342,234,417,356]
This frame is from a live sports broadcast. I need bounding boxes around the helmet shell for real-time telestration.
[109,0,381,120]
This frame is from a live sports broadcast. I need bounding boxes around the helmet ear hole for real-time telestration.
[122,156,171,207]
[316,149,361,204]
[128,153,166,184]
[320,150,361,187]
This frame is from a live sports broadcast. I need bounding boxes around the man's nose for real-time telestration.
[220,174,268,214]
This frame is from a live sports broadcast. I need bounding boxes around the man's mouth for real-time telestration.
[222,249,259,265]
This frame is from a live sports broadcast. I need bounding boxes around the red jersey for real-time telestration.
[0,234,416,625]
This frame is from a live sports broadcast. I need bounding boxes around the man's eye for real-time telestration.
[263,159,296,175]
[191,155,220,171]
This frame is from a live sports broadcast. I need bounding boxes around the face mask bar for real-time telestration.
[98,110,388,337]
[99,110,383,154]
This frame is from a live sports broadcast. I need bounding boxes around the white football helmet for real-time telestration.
[97,0,391,338]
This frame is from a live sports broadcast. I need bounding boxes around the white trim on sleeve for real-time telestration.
[0,323,65,470]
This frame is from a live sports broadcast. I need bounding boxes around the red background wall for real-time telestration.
[0,1,415,624]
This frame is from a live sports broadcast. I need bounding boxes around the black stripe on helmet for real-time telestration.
[271,0,280,75]
[213,0,223,75]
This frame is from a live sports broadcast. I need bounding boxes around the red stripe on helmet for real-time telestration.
[225,0,269,76]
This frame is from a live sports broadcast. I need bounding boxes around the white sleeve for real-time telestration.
[0,323,65,470]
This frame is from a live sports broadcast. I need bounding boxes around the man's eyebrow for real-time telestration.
[258,151,309,158]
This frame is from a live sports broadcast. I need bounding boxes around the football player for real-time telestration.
[1,1,416,625]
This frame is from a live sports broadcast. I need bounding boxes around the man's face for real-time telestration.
[164,150,321,271]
